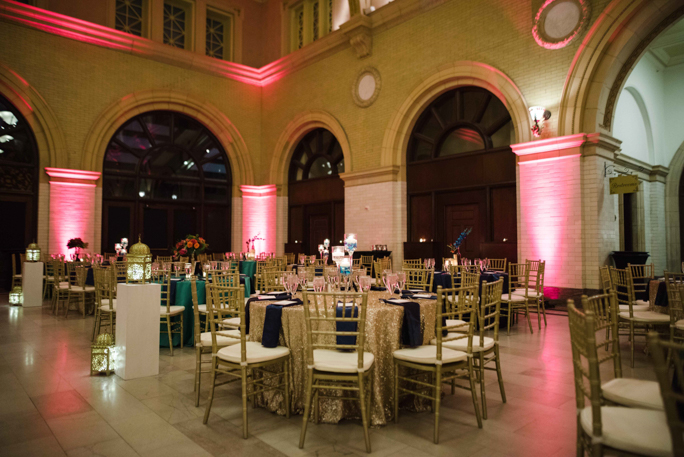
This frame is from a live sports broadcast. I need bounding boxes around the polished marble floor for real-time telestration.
[0,296,658,457]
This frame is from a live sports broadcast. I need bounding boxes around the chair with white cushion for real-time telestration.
[488,258,507,273]
[154,269,184,356]
[43,259,56,300]
[190,278,239,407]
[203,284,290,438]
[648,333,684,456]
[512,260,546,329]
[665,272,684,349]
[443,271,478,332]
[582,292,663,411]
[567,301,672,457]
[611,267,669,367]
[65,263,95,319]
[404,267,430,292]
[92,267,116,341]
[628,263,654,306]
[51,260,69,315]
[395,284,482,444]
[11,253,22,289]
[208,271,241,331]
[299,290,373,453]
[501,262,533,335]
[403,259,422,269]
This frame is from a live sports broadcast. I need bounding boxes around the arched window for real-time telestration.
[287,128,345,256]
[406,87,517,265]
[409,87,513,162]
[0,94,39,289]
[102,111,232,255]
[289,128,344,181]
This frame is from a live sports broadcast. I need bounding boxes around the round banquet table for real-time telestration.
[247,291,437,425]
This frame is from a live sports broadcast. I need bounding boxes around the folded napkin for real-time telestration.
[257,293,290,301]
[409,293,437,300]
[262,299,303,348]
[336,304,358,347]
[246,293,292,335]
[382,299,422,347]
[370,285,387,291]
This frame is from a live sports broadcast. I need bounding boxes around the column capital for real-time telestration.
[239,184,278,198]
[45,167,100,187]
[511,133,623,164]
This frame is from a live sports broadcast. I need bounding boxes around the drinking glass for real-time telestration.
[359,276,371,292]
[313,277,325,292]
[184,263,192,277]
[387,273,398,295]
[397,272,406,292]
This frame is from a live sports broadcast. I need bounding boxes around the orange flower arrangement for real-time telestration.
[173,234,208,258]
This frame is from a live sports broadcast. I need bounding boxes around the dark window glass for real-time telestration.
[288,128,344,182]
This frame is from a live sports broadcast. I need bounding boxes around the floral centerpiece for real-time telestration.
[173,235,208,259]
[446,228,472,261]
[67,237,88,260]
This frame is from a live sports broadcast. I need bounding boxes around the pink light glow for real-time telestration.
[45,167,101,180]
[532,0,590,50]
[49,178,96,257]
[241,185,277,256]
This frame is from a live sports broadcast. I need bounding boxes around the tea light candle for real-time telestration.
[339,257,351,276]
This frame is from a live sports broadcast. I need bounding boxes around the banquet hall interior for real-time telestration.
[2,0,684,455]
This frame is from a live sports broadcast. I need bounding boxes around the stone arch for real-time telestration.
[558,0,684,137]
[0,63,67,170]
[81,89,255,187]
[268,110,352,187]
[623,86,655,165]
[380,61,531,178]
[665,140,684,271]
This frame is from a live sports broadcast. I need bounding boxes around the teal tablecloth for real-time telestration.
[240,261,256,294]
[159,276,251,348]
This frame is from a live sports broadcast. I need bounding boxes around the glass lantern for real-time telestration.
[26,241,41,262]
[9,286,23,306]
[332,246,345,265]
[91,333,115,376]
[125,236,152,283]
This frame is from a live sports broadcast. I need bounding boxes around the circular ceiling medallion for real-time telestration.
[533,0,590,50]
[352,67,381,108]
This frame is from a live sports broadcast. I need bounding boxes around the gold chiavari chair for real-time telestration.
[212,253,225,261]
[285,252,295,264]
[394,285,482,444]
[581,293,663,410]
[665,273,684,352]
[628,263,654,307]
[206,271,242,330]
[103,252,116,260]
[178,256,189,263]
[313,258,325,267]
[156,255,172,264]
[403,259,422,269]
[11,253,22,288]
[442,275,478,334]
[299,290,373,452]
[611,267,669,367]
[113,261,127,283]
[65,263,95,319]
[599,265,612,294]
[190,278,240,407]
[154,269,185,356]
[254,260,270,293]
[360,255,373,276]
[274,256,287,271]
[43,259,56,300]
[92,267,116,341]
[513,260,546,329]
[352,258,361,268]
[648,333,684,456]
[51,260,69,315]
[404,268,430,291]
[262,268,286,293]
[203,284,291,438]
[567,302,672,457]
[487,258,507,272]
[500,262,533,334]
[373,258,392,284]
[297,253,307,265]
[440,279,506,419]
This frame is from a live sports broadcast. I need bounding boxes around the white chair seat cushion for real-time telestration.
[675,319,684,330]
[579,406,671,456]
[619,303,650,312]
[221,317,241,327]
[217,341,290,364]
[602,378,663,411]
[312,349,374,373]
[445,319,467,332]
[57,282,70,289]
[100,298,117,311]
[200,330,240,347]
[511,290,542,298]
[393,345,467,365]
[635,299,650,307]
[197,304,208,313]
[501,294,526,303]
[431,335,495,353]
[71,285,95,292]
[618,311,669,323]
[160,305,185,315]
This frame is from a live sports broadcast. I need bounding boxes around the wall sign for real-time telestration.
[609,175,639,194]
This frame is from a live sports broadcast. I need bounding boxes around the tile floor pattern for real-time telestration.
[0,297,659,457]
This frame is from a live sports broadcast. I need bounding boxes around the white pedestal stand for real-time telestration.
[22,262,44,308]
[115,283,161,380]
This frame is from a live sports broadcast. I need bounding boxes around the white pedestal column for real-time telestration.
[22,262,44,308]
[115,283,161,380]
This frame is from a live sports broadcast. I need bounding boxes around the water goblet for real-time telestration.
[313,277,325,292]
[184,263,192,277]
[397,272,406,293]
[359,276,371,292]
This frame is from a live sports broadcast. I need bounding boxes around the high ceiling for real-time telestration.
[648,17,684,68]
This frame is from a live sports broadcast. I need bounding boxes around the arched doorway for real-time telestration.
[406,86,517,265]
[102,111,232,256]
[0,93,39,290]
[286,128,345,255]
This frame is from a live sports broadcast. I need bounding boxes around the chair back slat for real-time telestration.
[478,279,504,345]
[152,269,171,312]
[665,272,684,326]
[628,263,654,298]
[609,267,636,317]
[206,284,245,359]
[435,285,478,359]
[599,266,612,294]
[404,268,430,291]
[581,292,621,378]
[488,258,507,272]
[506,263,529,298]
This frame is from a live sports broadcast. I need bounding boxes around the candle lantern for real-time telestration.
[344,233,357,256]
[324,239,330,249]
[26,241,41,262]
[125,236,152,283]
[90,333,115,376]
[9,286,23,306]
[332,246,345,265]
[339,256,352,276]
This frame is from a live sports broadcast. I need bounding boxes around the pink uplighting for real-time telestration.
[49,179,97,257]
[45,167,101,181]
[241,185,277,256]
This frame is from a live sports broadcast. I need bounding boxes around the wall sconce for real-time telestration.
[529,106,551,138]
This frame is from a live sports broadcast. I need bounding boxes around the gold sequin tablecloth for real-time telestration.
[248,291,437,425]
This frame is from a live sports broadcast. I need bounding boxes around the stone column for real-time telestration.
[240,184,277,255]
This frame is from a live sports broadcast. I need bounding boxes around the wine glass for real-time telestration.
[184,263,192,277]
[397,272,406,293]
[388,273,398,296]
[359,276,371,292]
[313,277,325,292]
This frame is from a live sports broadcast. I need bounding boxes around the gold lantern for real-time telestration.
[9,286,23,306]
[26,241,41,262]
[126,236,152,283]
[91,333,115,376]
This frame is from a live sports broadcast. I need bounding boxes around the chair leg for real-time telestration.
[505,304,511,335]
[202,360,217,424]
[180,315,184,349]
[540,297,547,326]
[241,366,249,439]
[479,353,487,420]
[524,303,534,334]
[195,347,202,407]
[394,361,399,424]
[433,367,442,444]
[536,299,541,330]
[630,322,635,368]
[284,359,291,419]
[167,316,174,356]
[313,383,319,424]
[468,359,482,429]
[495,346,506,404]
[92,307,100,342]
[358,372,371,453]
[299,369,314,449]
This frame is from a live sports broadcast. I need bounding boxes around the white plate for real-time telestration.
[413,294,433,299]
[273,300,297,305]
[387,299,410,304]
[258,295,278,300]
